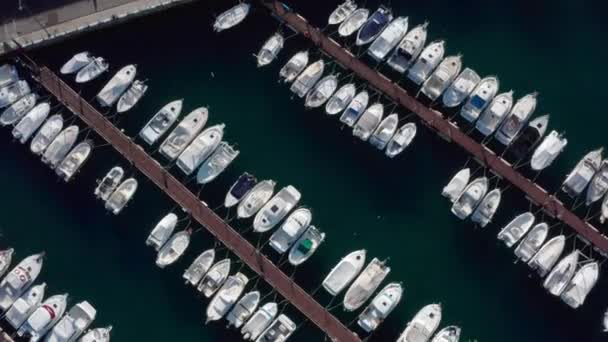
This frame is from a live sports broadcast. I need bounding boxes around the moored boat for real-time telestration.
[0,93,37,126]
[385,122,416,158]
[225,173,258,208]
[45,301,97,342]
[397,304,442,342]
[357,282,403,332]
[42,125,79,168]
[460,76,499,122]
[0,80,31,108]
[253,186,301,233]
[206,273,249,323]
[441,68,480,108]
[585,160,608,206]
[17,294,68,341]
[441,168,470,203]
[79,326,112,342]
[288,225,325,266]
[543,250,579,296]
[507,114,550,161]
[328,0,357,25]
[338,8,369,37]
[305,75,338,108]
[257,33,284,67]
[146,213,178,251]
[470,188,501,228]
[237,180,277,219]
[104,178,138,215]
[94,166,124,201]
[213,3,251,32]
[279,51,309,83]
[528,235,566,277]
[431,326,461,342]
[0,64,18,88]
[407,41,446,85]
[530,130,568,171]
[12,102,50,143]
[561,148,603,198]
[369,113,398,150]
[325,83,356,115]
[0,253,44,312]
[340,90,369,126]
[290,60,324,98]
[55,141,93,182]
[183,249,215,286]
[139,99,184,145]
[496,93,538,145]
[255,314,296,342]
[75,57,109,83]
[241,303,278,341]
[367,17,408,61]
[176,123,225,175]
[387,23,429,73]
[353,103,383,141]
[30,114,63,155]
[198,259,231,298]
[227,291,260,328]
[116,80,148,113]
[601,194,608,224]
[196,142,239,184]
[475,91,514,136]
[450,177,488,220]
[155,230,191,269]
[5,283,46,330]
[560,262,599,309]
[269,208,312,254]
[343,258,390,311]
[0,249,14,278]
[60,52,92,75]
[514,223,549,262]
[159,107,209,160]
[322,250,366,296]
[96,65,137,107]
[421,55,463,101]
[497,212,535,247]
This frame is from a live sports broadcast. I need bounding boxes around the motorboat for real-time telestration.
[253,185,301,233]
[441,168,470,203]
[139,99,183,145]
[225,173,258,208]
[562,148,603,198]
[387,23,429,73]
[602,194,608,224]
[176,123,225,175]
[507,114,550,161]
[146,213,178,251]
[530,130,568,171]
[497,212,535,247]
[12,102,50,143]
[421,55,463,101]
[543,250,579,296]
[338,8,369,37]
[183,249,215,286]
[290,60,324,98]
[41,125,79,168]
[96,64,136,107]
[60,52,92,74]
[195,142,240,184]
[116,80,148,113]
[94,166,124,201]
[30,114,63,155]
[255,314,296,342]
[305,75,338,108]
[45,301,96,342]
[328,0,357,25]
[104,178,138,215]
[475,91,514,136]
[343,258,390,311]
[495,93,538,145]
[322,250,366,296]
[288,225,325,266]
[0,93,37,126]
[369,113,398,150]
[441,68,480,108]
[227,291,260,328]
[159,107,209,160]
[55,141,93,182]
[353,103,383,141]
[198,259,231,298]
[269,208,312,254]
[0,248,14,278]
[470,188,501,228]
[450,177,488,220]
[279,51,309,83]
[407,41,446,85]
[156,230,191,269]
[17,294,67,341]
[528,235,566,277]
[213,3,251,32]
[367,17,408,61]
[0,80,31,108]
[397,304,442,342]
[560,262,599,309]
[241,303,278,341]
[79,326,112,342]
[586,160,608,205]
[431,326,461,342]
[75,57,109,83]
[206,273,248,323]
[237,180,277,219]
[385,122,417,158]
[357,282,402,332]
[460,76,499,122]
[514,223,548,262]
[5,283,46,330]
[0,253,44,312]
[340,90,369,126]
[325,83,356,115]
[257,33,284,67]
[0,64,18,88]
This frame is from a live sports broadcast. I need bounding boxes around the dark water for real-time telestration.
[1,0,607,341]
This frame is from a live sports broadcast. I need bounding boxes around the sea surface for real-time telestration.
[1,0,607,341]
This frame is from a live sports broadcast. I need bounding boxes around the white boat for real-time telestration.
[508,114,550,160]
[328,0,357,25]
[441,68,481,108]
[146,213,178,251]
[338,8,369,37]
[42,125,79,168]
[116,80,148,113]
[367,16,408,61]
[0,80,31,108]
[183,249,215,286]
[601,194,608,224]
[0,64,18,88]
[225,173,258,208]
[421,55,463,101]
[343,258,390,311]
[431,326,461,342]
[257,33,284,67]
[159,107,208,160]
[5,283,46,330]
[0,248,14,278]
[269,208,312,254]
[322,250,366,296]
[356,6,393,46]
[45,301,96,342]
[528,235,566,277]
[12,102,50,143]
[369,113,398,150]
[495,93,538,145]
[470,188,501,228]
[0,93,37,126]
[543,250,579,296]
[357,282,402,332]
[305,75,338,108]
[397,304,442,342]
[460,76,499,122]
[325,83,356,115]
[387,23,429,74]
[60,52,92,75]
[55,141,93,182]
[206,273,248,323]
[242,303,278,341]
[237,180,277,219]
[96,65,136,107]
[290,60,325,98]
[530,130,568,171]
[79,326,111,342]
[279,51,309,84]
[514,223,549,262]
[407,41,446,85]
[94,166,124,201]
[586,160,608,206]
[75,57,109,83]
[213,3,251,32]
[227,291,260,328]
[30,114,63,155]
[441,168,470,203]
[340,90,369,126]
[450,177,488,220]
[560,262,599,309]
[104,178,138,215]
[198,259,231,298]
[139,100,184,145]
[0,253,44,312]
[253,186,301,233]
[562,148,603,198]
[156,230,191,269]
[288,225,325,266]
[255,314,296,342]
[497,212,535,247]
[176,124,225,175]
[475,91,514,136]
[196,142,239,184]
[385,122,417,158]
[353,103,383,141]
[17,294,68,341]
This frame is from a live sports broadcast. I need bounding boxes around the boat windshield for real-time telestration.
[470,95,486,109]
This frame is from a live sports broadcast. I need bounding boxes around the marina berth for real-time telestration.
[0,64,19,88]
[45,301,97,342]
[195,142,240,184]
[356,6,393,46]
[0,93,37,126]
[497,212,535,248]
[561,148,603,198]
[30,114,64,155]
[470,188,501,228]
[255,314,296,342]
[176,124,225,175]
[257,33,285,67]
[514,223,549,262]
[385,122,417,158]
[367,16,408,61]
[253,185,301,233]
[322,250,366,296]
[41,125,79,168]
[225,173,258,208]
[387,22,429,73]
[17,293,68,342]
[94,166,124,201]
[407,40,446,85]
[353,103,383,141]
[543,250,580,296]
[495,92,538,145]
[183,249,215,286]
[75,57,109,83]
[585,160,608,205]
[147,213,178,251]
[421,55,463,101]
[198,258,231,298]
[338,8,370,37]
[450,177,488,220]
[0,249,14,277]
[96,64,137,107]
[369,113,399,150]
[279,51,309,84]
[159,107,209,160]
[475,91,514,136]
[343,258,391,311]
[560,262,599,309]
[340,90,369,126]
[357,282,403,332]
[60,52,92,75]
[227,291,261,328]
[507,114,550,161]
[431,326,461,342]
[288,225,325,266]
[155,230,191,268]
[139,99,184,145]
[530,130,568,171]
[0,80,31,108]
[116,80,148,113]
[441,68,480,108]
[12,102,51,144]
[206,273,249,323]
[213,3,251,32]
[397,304,442,342]
[0,253,44,312]
[237,180,277,219]
[241,302,278,341]
[289,60,325,98]
[55,141,93,182]
[442,168,470,202]
[459,76,499,122]
[269,208,312,254]
[104,177,138,215]
[79,326,112,342]
[5,283,46,330]
[328,0,358,25]
[528,235,566,277]
[325,83,356,115]
[304,75,338,108]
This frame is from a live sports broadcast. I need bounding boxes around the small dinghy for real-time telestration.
[253,185,301,233]
[543,250,579,296]
[450,177,488,220]
[269,208,312,254]
[460,76,499,122]
[177,124,225,175]
[353,103,383,141]
[0,253,44,312]
[356,6,393,46]
[338,8,369,37]
[397,304,442,342]
[470,188,501,228]
[385,122,417,158]
[213,3,251,32]
[242,302,278,341]
[0,93,37,126]
[328,0,357,25]
[237,180,277,219]
[387,23,429,73]
[562,148,603,198]
[441,168,470,203]
[156,230,191,268]
[96,64,136,107]
[290,60,325,98]
[528,235,566,277]
[431,326,461,342]
[601,194,608,224]
[116,80,148,113]
[530,130,568,171]
[206,273,248,323]
[183,249,215,287]
[288,225,325,266]
[421,55,463,101]
[42,125,79,168]
[60,52,92,74]
[196,142,240,184]
[30,114,63,155]
[45,301,97,342]
[561,262,599,309]
[279,51,309,84]
[146,213,178,251]
[407,41,446,85]
[0,64,18,88]
[139,99,184,145]
[323,250,366,296]
[227,291,260,328]
[507,114,550,161]
[369,113,398,150]
[79,326,112,342]
[497,212,535,247]
[75,57,109,83]
[5,283,46,330]
[357,282,403,332]
[0,249,14,278]
[198,259,231,298]
[305,75,338,108]
[340,90,369,126]
[104,178,138,215]
[12,102,50,143]
[159,107,208,160]
[94,166,124,201]
[475,91,514,136]
[55,141,93,182]
[257,33,284,67]
[325,83,356,115]
[256,314,296,342]
[367,17,408,61]
[442,68,481,108]
[225,173,258,208]
[586,160,608,206]
[495,92,538,145]
[17,294,68,341]
[0,80,31,108]
[514,223,548,262]
[343,258,390,311]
